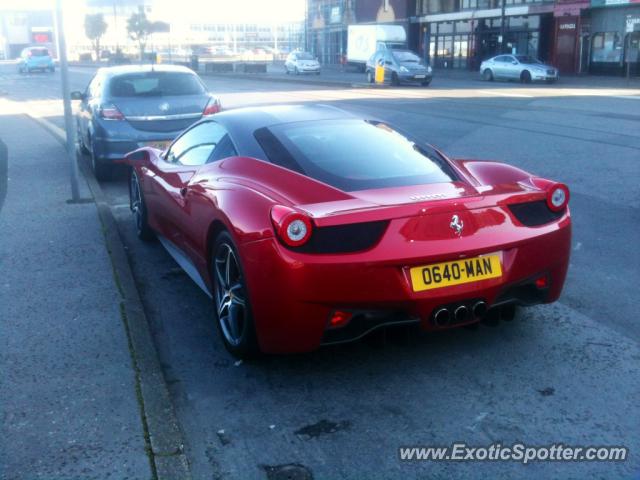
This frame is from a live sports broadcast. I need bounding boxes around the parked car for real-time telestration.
[72,64,221,180]
[284,52,321,75]
[121,104,571,358]
[366,49,432,86]
[480,55,559,83]
[18,47,55,73]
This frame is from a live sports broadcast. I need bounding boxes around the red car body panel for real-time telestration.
[125,146,571,354]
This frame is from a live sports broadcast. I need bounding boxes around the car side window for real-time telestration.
[208,134,237,163]
[166,122,227,166]
[88,76,102,98]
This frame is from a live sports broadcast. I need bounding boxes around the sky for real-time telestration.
[0,0,306,22]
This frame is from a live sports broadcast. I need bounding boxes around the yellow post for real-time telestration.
[375,63,385,84]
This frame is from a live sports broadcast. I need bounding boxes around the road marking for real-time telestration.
[479,90,534,98]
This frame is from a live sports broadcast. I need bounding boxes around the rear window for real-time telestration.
[109,71,205,97]
[255,120,456,192]
[29,48,49,57]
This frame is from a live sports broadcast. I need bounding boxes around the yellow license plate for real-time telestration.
[410,255,502,292]
[145,140,170,150]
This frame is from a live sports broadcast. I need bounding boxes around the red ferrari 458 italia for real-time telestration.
[123,104,571,358]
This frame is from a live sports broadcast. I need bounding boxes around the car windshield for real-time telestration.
[255,119,455,192]
[109,71,205,97]
[515,55,542,64]
[393,51,421,63]
[30,48,49,57]
[296,53,314,60]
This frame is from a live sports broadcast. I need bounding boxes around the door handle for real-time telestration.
[180,187,188,197]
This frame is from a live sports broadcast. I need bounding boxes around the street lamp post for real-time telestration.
[500,0,506,54]
[54,0,81,202]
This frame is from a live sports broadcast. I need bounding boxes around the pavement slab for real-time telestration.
[0,115,153,480]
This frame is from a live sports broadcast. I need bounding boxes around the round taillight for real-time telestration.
[281,214,312,246]
[271,205,313,247]
[546,183,569,212]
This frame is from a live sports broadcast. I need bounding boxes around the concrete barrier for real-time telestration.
[204,62,233,73]
[234,62,267,73]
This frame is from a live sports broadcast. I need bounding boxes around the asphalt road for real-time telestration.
[2,67,639,479]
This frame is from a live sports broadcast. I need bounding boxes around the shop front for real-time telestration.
[420,9,554,70]
[589,0,640,75]
[552,0,590,73]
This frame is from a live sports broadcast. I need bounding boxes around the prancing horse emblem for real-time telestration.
[450,215,464,236]
[159,102,170,112]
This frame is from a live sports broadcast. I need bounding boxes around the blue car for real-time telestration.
[72,64,222,180]
[18,47,55,73]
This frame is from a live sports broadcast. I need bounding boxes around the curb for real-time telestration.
[28,114,192,480]
[201,70,364,88]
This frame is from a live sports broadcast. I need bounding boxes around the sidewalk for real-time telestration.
[0,115,153,479]
[201,61,640,89]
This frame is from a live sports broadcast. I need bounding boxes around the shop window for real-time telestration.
[592,32,623,64]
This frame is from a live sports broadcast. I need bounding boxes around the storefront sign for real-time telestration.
[559,22,577,29]
[626,15,640,32]
[554,3,588,16]
[591,0,640,7]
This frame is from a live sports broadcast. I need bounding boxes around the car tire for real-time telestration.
[294,67,299,75]
[521,70,532,84]
[211,231,259,359]
[285,67,289,74]
[482,69,494,81]
[391,72,399,86]
[90,139,110,181]
[129,170,154,241]
[367,70,374,84]
[77,122,89,154]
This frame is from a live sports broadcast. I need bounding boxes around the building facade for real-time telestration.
[306,0,640,73]
[306,0,411,64]
[587,0,640,74]
[411,0,556,70]
[0,10,56,60]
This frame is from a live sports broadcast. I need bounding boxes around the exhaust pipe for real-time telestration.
[500,304,516,322]
[433,308,451,327]
[454,305,469,323]
[472,301,488,319]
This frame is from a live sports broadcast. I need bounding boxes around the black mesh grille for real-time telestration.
[288,221,389,254]
[508,201,564,227]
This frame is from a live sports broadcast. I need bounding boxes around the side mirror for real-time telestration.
[70,91,84,100]
[125,149,148,162]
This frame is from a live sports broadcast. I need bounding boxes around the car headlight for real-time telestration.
[400,66,409,73]
[427,66,432,73]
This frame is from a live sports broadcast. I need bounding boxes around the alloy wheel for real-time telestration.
[214,243,247,346]
[130,172,143,232]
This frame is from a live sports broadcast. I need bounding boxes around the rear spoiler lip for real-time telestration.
[299,189,548,228]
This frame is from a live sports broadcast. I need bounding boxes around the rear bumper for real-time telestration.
[241,215,571,353]
[91,129,182,163]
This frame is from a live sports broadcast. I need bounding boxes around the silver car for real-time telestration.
[480,55,558,83]
[284,52,321,75]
